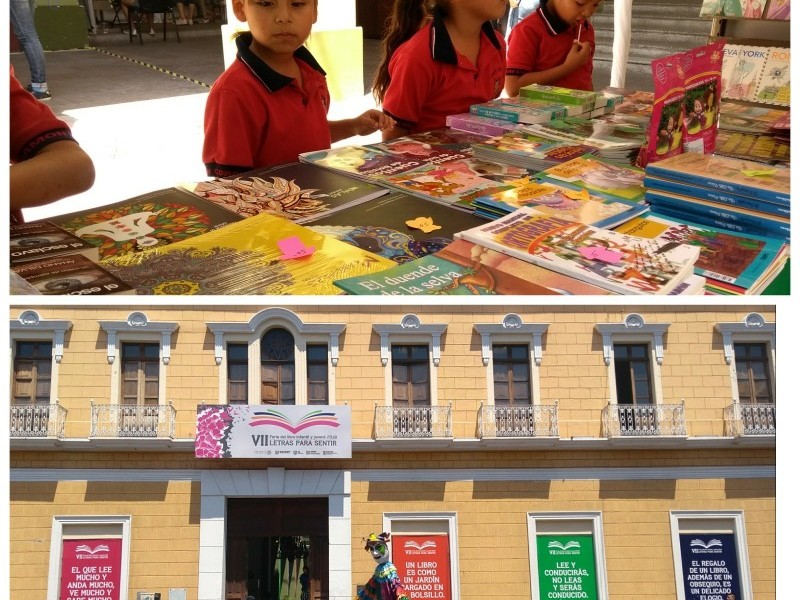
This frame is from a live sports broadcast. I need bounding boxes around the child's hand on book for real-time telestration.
[353,110,396,136]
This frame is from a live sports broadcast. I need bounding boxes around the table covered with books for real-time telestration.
[10,76,790,297]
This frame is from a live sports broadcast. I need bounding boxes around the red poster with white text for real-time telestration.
[393,534,451,600]
[60,538,122,600]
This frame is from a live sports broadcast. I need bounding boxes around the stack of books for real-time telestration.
[534,154,647,205]
[446,112,523,137]
[643,153,790,241]
[454,206,702,295]
[518,84,604,115]
[522,117,647,162]
[470,128,598,171]
[715,101,790,165]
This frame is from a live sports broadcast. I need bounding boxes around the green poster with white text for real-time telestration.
[536,534,598,600]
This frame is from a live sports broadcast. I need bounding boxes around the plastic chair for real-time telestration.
[129,0,181,44]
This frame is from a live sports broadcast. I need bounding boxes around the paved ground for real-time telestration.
[11,23,653,222]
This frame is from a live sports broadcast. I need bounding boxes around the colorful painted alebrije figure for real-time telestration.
[357,533,409,600]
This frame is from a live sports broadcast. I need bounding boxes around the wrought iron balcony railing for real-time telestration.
[374,404,452,439]
[479,402,559,438]
[724,402,776,436]
[10,402,67,439]
[90,402,176,438]
[602,401,686,437]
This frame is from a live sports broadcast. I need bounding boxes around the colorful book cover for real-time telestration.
[535,154,647,203]
[181,161,389,223]
[471,129,598,170]
[599,88,653,125]
[644,174,789,216]
[765,0,790,19]
[718,100,790,133]
[11,254,134,296]
[723,44,770,101]
[299,145,426,181]
[523,118,646,159]
[752,46,790,105]
[518,84,599,111]
[473,181,647,228]
[99,213,395,295]
[383,163,515,209]
[699,0,744,16]
[470,97,573,124]
[49,186,244,260]
[446,112,522,137]
[615,212,787,292]
[370,128,487,155]
[305,190,489,263]
[333,253,559,296]
[11,221,100,265]
[643,152,790,204]
[681,41,725,155]
[455,206,700,295]
[714,130,790,166]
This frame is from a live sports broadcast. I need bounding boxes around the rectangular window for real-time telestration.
[227,343,248,405]
[121,343,160,406]
[492,344,531,405]
[306,344,328,405]
[13,341,52,404]
[734,342,773,404]
[613,343,655,434]
[391,344,430,406]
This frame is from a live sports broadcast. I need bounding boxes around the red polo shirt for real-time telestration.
[506,0,595,91]
[381,11,506,134]
[203,33,331,177]
[10,66,75,163]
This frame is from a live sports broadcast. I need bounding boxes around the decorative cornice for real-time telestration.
[10,310,73,363]
[373,314,447,367]
[98,313,179,365]
[474,314,549,366]
[714,313,776,365]
[595,313,669,366]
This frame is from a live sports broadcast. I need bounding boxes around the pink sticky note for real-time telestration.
[277,236,315,260]
[579,246,622,263]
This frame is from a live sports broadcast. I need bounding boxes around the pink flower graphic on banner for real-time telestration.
[195,406,234,458]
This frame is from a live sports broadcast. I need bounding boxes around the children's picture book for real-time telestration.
[447,112,523,137]
[49,186,244,260]
[681,42,725,154]
[455,206,700,295]
[752,46,790,105]
[299,145,428,182]
[472,180,647,228]
[305,190,489,263]
[722,44,770,102]
[99,213,396,295]
[518,84,600,113]
[471,129,598,172]
[599,88,654,125]
[645,51,686,165]
[333,253,559,296]
[615,212,788,293]
[699,0,744,16]
[714,130,790,165]
[11,253,134,296]
[643,152,790,204]
[523,117,646,161]
[718,100,790,134]
[765,0,790,19]
[181,161,389,223]
[11,221,100,265]
[535,154,647,203]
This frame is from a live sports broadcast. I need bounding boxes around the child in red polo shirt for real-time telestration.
[203,0,394,177]
[504,0,603,96]
[372,0,508,140]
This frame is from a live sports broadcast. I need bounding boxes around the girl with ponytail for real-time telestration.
[373,0,509,140]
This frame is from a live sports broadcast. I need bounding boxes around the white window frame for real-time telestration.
[527,511,609,600]
[382,512,460,600]
[46,515,132,600]
[714,312,776,404]
[9,310,72,405]
[669,510,753,600]
[474,313,548,405]
[98,312,178,406]
[595,313,669,405]
[373,314,447,406]
[206,307,345,405]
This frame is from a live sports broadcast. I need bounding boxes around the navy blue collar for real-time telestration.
[430,8,502,66]
[235,32,326,92]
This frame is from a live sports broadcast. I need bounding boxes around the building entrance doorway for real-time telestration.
[226,497,329,600]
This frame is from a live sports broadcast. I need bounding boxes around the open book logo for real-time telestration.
[75,544,110,555]
[548,540,580,551]
[249,409,340,433]
[404,540,437,551]
[690,539,723,549]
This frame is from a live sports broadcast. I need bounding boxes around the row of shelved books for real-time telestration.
[700,0,790,19]
[11,141,788,296]
[721,44,789,105]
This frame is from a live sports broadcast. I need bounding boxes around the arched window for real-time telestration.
[260,328,296,405]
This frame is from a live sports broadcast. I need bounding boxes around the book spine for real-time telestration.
[643,176,790,216]
[647,196,790,241]
[470,105,521,123]
[644,164,789,204]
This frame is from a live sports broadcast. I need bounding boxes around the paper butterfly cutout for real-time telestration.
[405,217,442,233]
[741,168,777,177]
[277,236,316,259]
[562,188,591,201]
[579,246,622,264]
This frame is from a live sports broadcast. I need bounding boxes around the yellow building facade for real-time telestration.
[9,305,776,600]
